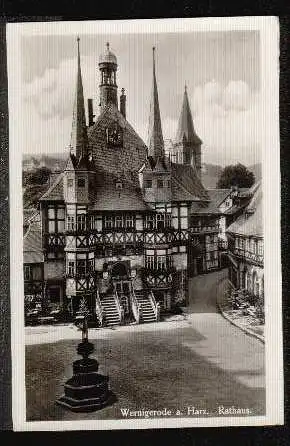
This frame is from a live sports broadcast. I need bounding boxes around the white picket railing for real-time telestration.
[130,283,142,324]
[95,290,104,327]
[149,290,160,321]
[114,290,124,324]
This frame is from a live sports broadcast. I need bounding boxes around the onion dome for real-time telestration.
[99,42,117,65]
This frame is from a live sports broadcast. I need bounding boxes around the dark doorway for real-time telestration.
[111,262,128,279]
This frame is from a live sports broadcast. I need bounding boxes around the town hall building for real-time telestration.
[23,39,261,326]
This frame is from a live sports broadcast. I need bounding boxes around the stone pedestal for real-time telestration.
[57,339,113,412]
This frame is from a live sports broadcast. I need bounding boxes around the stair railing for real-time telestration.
[114,290,125,325]
[95,290,104,327]
[149,290,160,321]
[130,283,142,324]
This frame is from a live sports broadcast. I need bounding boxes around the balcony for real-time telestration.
[232,247,263,265]
[190,225,219,234]
[44,233,65,251]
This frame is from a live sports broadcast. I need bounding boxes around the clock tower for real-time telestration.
[98,42,118,112]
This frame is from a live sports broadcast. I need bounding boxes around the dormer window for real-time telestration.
[78,178,85,188]
[116,181,123,190]
[68,179,74,187]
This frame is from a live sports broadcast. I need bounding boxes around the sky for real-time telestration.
[21,30,261,166]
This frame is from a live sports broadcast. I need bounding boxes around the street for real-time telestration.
[25,270,265,421]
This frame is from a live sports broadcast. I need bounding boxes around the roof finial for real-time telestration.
[185,82,187,92]
[106,42,110,51]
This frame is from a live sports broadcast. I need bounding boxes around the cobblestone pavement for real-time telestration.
[25,270,265,422]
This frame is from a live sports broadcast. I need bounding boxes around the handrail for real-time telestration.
[149,290,160,321]
[114,290,124,325]
[95,290,104,327]
[130,283,141,324]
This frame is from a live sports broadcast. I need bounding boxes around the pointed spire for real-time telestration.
[70,37,88,160]
[147,46,165,161]
[176,84,202,145]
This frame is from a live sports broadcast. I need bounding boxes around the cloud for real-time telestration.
[21,61,261,167]
[191,80,261,165]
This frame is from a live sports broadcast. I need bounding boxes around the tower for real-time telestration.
[63,38,96,315]
[98,42,118,112]
[147,47,165,163]
[174,85,202,176]
[141,47,171,203]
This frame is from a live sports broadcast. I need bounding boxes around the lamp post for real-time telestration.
[56,298,114,412]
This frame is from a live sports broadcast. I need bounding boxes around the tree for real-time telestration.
[25,166,51,186]
[216,163,255,189]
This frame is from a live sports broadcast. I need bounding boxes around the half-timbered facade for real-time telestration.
[226,182,264,299]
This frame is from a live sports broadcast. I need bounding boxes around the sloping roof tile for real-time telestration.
[171,162,208,201]
[40,173,64,201]
[23,219,43,264]
[227,183,263,237]
[89,170,150,211]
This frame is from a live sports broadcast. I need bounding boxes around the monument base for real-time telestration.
[56,339,114,412]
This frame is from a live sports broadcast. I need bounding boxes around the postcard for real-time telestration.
[7,16,283,430]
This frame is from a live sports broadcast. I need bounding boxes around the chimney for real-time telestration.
[87,98,95,126]
[120,88,126,119]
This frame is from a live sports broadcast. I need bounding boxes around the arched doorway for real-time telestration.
[111,262,128,279]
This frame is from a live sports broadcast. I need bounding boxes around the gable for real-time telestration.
[88,104,148,177]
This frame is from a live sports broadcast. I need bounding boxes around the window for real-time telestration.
[104,216,113,229]
[24,265,32,281]
[77,214,86,231]
[48,206,65,233]
[115,215,123,228]
[88,258,95,272]
[125,215,134,228]
[67,215,75,231]
[157,179,163,188]
[78,178,86,188]
[156,255,167,270]
[67,179,74,187]
[145,214,155,230]
[67,261,75,276]
[77,259,86,276]
[145,179,152,188]
[145,213,171,230]
[145,256,155,269]
[156,213,165,230]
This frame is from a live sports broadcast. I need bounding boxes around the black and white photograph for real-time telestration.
[7,17,282,430]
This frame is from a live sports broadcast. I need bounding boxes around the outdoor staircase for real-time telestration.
[101,294,122,327]
[134,290,159,323]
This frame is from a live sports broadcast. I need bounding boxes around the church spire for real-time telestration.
[175,84,202,145]
[147,47,165,161]
[69,37,88,160]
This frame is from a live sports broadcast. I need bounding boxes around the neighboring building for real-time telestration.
[226,182,263,298]
[23,39,258,326]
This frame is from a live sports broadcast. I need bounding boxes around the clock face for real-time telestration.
[106,123,123,147]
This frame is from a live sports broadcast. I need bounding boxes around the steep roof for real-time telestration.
[40,173,64,201]
[89,170,150,211]
[191,188,230,214]
[175,86,202,145]
[23,218,43,264]
[147,47,165,160]
[227,183,263,237]
[88,103,147,181]
[69,37,88,159]
[171,162,209,201]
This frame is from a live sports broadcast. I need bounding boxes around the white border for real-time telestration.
[7,16,282,431]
